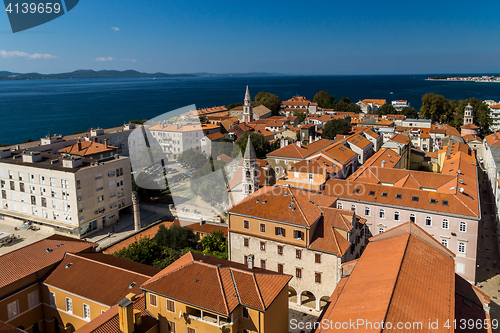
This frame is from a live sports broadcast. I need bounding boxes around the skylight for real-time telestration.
[412,196,419,202]
[369,191,375,196]
[430,198,438,204]
[395,194,402,199]
[442,200,449,206]
[381,192,388,197]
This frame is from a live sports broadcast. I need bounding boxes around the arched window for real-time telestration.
[425,216,432,226]
[350,204,356,213]
[379,209,385,219]
[442,219,449,229]
[459,221,466,232]
[364,206,370,216]
[409,213,416,223]
[394,211,400,221]
[337,202,343,209]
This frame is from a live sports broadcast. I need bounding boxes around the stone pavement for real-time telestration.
[84,208,168,251]
[476,169,500,328]
[288,301,321,333]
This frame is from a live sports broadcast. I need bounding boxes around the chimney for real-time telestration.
[77,139,82,151]
[296,141,301,148]
[105,139,108,148]
[381,160,386,168]
[93,137,98,143]
[247,254,254,269]
[118,294,135,333]
[200,218,205,226]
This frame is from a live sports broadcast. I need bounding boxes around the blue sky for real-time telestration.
[1,0,499,75]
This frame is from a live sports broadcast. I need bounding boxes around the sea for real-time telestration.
[1,74,500,145]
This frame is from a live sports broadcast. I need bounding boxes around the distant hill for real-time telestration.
[0,69,195,80]
[0,69,279,80]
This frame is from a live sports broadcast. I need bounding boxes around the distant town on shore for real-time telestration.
[427,75,500,82]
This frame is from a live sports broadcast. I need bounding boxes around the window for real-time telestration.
[0,180,4,189]
[242,306,249,319]
[309,174,313,183]
[49,292,56,306]
[39,175,45,184]
[83,304,90,320]
[379,209,385,219]
[275,226,285,236]
[97,195,104,202]
[8,170,13,179]
[277,245,283,255]
[18,172,24,181]
[28,290,39,309]
[458,242,466,254]
[149,294,157,307]
[243,220,249,229]
[244,255,248,265]
[259,223,266,233]
[187,328,195,333]
[261,259,266,269]
[96,185,104,192]
[19,183,25,192]
[296,249,302,259]
[41,197,47,207]
[260,242,265,251]
[7,300,19,320]
[364,206,370,216]
[293,230,304,240]
[425,216,432,226]
[410,213,416,223]
[315,272,322,283]
[296,268,302,279]
[1,190,5,199]
[243,238,249,247]
[442,219,449,229]
[315,253,321,263]
[166,299,175,312]
[459,221,466,232]
[31,195,36,205]
[65,297,73,313]
[167,321,176,333]
[337,202,343,209]
[394,211,400,221]
[350,204,356,213]
[10,181,14,190]
[441,239,448,248]
[50,177,56,187]
[378,227,385,234]
[278,263,284,274]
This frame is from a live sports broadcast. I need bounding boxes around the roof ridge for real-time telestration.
[215,266,230,315]
[330,227,342,255]
[0,237,92,257]
[70,253,152,278]
[251,271,266,310]
[290,189,318,226]
[142,260,196,286]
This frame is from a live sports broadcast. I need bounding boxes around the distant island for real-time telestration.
[0,69,278,80]
[426,75,500,83]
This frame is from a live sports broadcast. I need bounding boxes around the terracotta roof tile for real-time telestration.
[0,235,95,289]
[44,253,158,306]
[141,252,291,315]
[59,141,117,156]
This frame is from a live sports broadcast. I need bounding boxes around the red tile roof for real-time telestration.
[206,132,224,141]
[229,186,337,227]
[267,139,335,159]
[315,222,456,333]
[485,132,500,146]
[0,235,95,289]
[141,252,291,315]
[44,253,159,306]
[59,141,117,156]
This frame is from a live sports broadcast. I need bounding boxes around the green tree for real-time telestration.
[113,237,161,265]
[154,224,199,250]
[292,110,307,123]
[346,103,362,113]
[129,119,148,124]
[313,91,335,109]
[177,149,209,169]
[201,230,227,255]
[377,104,396,116]
[322,118,351,140]
[234,132,270,158]
[399,106,418,118]
[253,92,281,116]
[151,247,183,269]
[451,98,492,136]
[419,93,454,123]
[227,103,243,110]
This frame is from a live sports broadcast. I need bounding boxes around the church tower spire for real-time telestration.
[243,136,259,198]
[242,85,253,123]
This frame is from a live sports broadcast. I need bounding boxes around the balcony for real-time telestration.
[184,307,231,328]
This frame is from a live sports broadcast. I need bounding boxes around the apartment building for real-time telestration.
[313,222,492,333]
[0,236,95,333]
[228,186,366,311]
[488,102,500,132]
[391,99,409,111]
[325,149,480,282]
[148,123,221,157]
[356,99,386,114]
[140,251,292,333]
[280,96,318,115]
[0,149,132,238]
[42,253,159,332]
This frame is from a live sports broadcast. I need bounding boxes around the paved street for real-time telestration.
[476,169,500,328]
[84,208,167,251]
